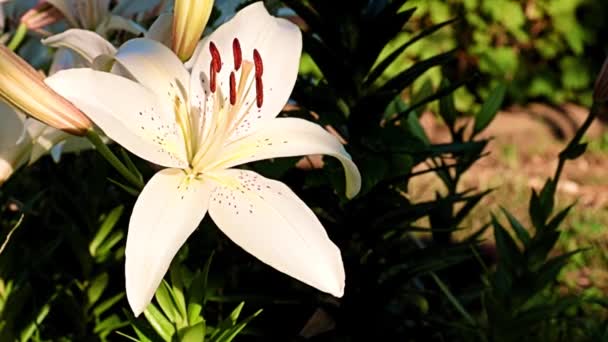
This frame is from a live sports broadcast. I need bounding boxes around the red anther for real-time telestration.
[229,71,236,105]
[253,49,263,77]
[232,38,242,70]
[209,41,222,72]
[255,75,263,108]
[209,63,217,92]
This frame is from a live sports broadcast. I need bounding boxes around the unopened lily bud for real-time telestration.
[593,56,608,103]
[172,0,214,61]
[20,1,63,33]
[0,45,92,136]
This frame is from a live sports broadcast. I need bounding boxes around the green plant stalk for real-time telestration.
[411,235,477,327]
[554,102,599,181]
[429,272,476,327]
[86,130,144,189]
[7,23,27,51]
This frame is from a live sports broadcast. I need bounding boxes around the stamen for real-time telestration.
[209,41,222,72]
[255,75,263,108]
[233,38,242,70]
[253,49,263,77]
[209,63,217,92]
[229,71,236,105]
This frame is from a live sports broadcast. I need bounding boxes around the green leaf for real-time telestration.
[94,230,124,261]
[169,267,188,327]
[395,78,468,123]
[178,322,206,342]
[406,111,429,145]
[500,207,531,246]
[108,178,141,196]
[365,18,456,85]
[215,309,262,342]
[119,148,143,183]
[93,292,125,318]
[474,83,506,135]
[89,206,124,257]
[87,272,109,307]
[210,302,245,341]
[560,143,587,160]
[0,214,23,255]
[379,49,456,95]
[143,303,176,341]
[492,215,522,271]
[187,252,214,324]
[155,280,179,324]
[439,80,458,127]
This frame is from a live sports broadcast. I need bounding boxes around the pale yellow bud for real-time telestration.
[172,0,214,61]
[0,45,92,136]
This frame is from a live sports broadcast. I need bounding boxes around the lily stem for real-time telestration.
[7,23,28,51]
[86,130,144,189]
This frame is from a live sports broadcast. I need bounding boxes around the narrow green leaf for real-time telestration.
[474,82,507,135]
[559,142,587,160]
[216,309,262,342]
[187,252,214,324]
[93,292,125,317]
[0,214,23,255]
[365,18,457,85]
[492,215,522,270]
[500,207,531,246]
[143,303,176,341]
[406,111,429,144]
[89,206,123,257]
[178,322,206,342]
[379,49,457,95]
[439,80,458,127]
[87,272,109,307]
[210,302,245,340]
[108,178,141,196]
[155,280,179,323]
[20,302,50,342]
[169,267,188,327]
[119,148,143,182]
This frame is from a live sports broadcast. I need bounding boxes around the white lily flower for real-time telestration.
[46,2,361,316]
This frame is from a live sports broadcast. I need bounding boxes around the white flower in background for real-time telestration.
[46,0,145,35]
[0,101,74,185]
[46,2,361,316]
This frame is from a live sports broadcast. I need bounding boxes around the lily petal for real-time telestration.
[25,119,70,164]
[189,2,302,140]
[0,102,28,183]
[126,168,212,316]
[97,14,146,36]
[42,29,117,65]
[145,12,173,47]
[46,0,78,27]
[207,169,345,297]
[45,68,188,168]
[211,118,361,199]
[113,38,190,115]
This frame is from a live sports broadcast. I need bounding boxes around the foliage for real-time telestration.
[384,0,608,108]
